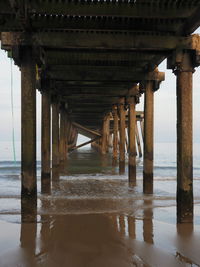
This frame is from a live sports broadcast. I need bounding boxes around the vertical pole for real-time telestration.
[106,115,111,153]
[128,97,136,184]
[59,105,68,168]
[140,119,144,141]
[41,89,51,194]
[175,52,194,223]
[143,81,154,194]
[52,100,60,169]
[135,121,142,157]
[112,105,118,164]
[119,98,126,174]
[21,46,37,203]
[101,114,109,154]
[125,129,129,153]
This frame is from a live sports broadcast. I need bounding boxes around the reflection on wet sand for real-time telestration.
[37,214,138,267]
[20,221,37,266]
[143,200,154,244]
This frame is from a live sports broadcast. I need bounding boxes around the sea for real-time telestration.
[0,141,200,219]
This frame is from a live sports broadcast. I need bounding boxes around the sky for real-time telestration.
[1,28,200,151]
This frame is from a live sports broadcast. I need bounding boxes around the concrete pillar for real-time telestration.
[143,81,154,194]
[112,105,118,164]
[119,98,126,174]
[41,90,51,194]
[52,100,60,169]
[128,97,136,184]
[59,105,68,168]
[21,46,37,202]
[175,52,194,223]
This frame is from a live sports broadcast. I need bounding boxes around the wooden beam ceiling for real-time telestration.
[1,0,200,129]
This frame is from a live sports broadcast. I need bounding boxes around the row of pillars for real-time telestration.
[93,51,195,223]
[21,47,78,202]
[21,46,195,223]
[96,94,150,189]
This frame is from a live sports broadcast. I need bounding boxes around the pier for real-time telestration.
[1,1,200,225]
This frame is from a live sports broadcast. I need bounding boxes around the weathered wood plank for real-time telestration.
[34,32,191,51]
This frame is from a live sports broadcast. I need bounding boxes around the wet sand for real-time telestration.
[0,149,200,266]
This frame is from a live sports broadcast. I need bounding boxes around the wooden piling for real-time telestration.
[41,89,51,194]
[119,98,126,174]
[140,120,144,141]
[52,100,60,169]
[112,105,118,165]
[21,46,37,200]
[128,97,136,184]
[101,114,110,154]
[59,105,68,168]
[176,52,194,223]
[125,129,129,153]
[143,81,154,194]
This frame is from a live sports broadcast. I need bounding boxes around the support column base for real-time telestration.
[129,165,136,185]
[177,188,193,223]
[143,172,153,194]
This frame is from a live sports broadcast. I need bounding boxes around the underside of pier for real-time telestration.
[1,0,200,223]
